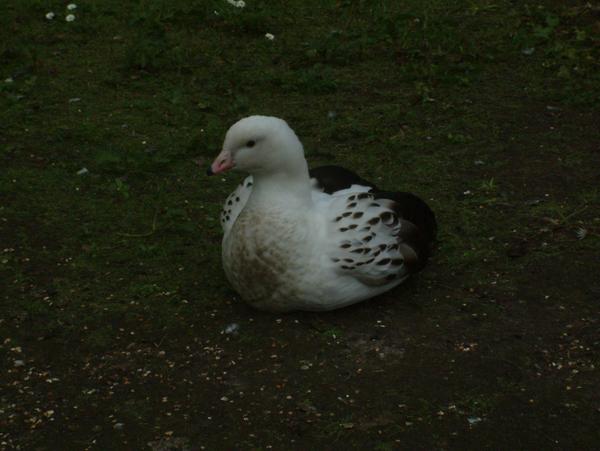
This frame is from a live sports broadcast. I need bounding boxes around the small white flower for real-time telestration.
[265,33,275,41]
[66,14,75,22]
[67,3,77,10]
[467,416,482,426]
[4,77,13,83]
[575,227,587,240]
[236,0,246,7]
[45,12,55,20]
[223,323,240,334]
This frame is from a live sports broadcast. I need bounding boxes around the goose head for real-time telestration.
[207,116,306,177]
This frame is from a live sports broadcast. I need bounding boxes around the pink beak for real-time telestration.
[207,150,234,176]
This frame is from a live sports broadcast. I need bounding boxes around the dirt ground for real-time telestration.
[1,1,599,449]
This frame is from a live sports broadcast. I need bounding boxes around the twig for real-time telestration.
[117,209,159,238]
[559,204,588,223]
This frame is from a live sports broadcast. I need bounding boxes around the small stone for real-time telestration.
[14,360,25,367]
[113,422,124,430]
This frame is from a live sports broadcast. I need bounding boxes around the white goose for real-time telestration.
[207,116,436,312]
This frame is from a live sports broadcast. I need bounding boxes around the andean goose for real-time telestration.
[207,116,437,312]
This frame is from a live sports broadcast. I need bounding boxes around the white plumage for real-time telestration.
[208,116,436,312]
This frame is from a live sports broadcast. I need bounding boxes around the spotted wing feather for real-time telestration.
[220,176,253,235]
[314,187,412,286]
[310,165,436,276]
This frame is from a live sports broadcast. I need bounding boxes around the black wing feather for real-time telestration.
[309,165,378,194]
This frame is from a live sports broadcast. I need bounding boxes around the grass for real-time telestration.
[1,0,599,449]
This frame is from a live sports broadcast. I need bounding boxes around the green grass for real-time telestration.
[1,0,599,449]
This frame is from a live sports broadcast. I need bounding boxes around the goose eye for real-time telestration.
[246,140,256,148]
